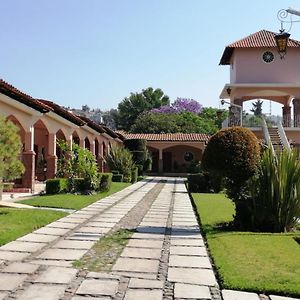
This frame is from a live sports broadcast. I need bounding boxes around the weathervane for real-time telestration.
[275,8,300,59]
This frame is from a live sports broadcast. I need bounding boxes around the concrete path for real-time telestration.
[0,177,298,300]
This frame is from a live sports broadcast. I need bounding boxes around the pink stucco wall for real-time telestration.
[230,48,300,84]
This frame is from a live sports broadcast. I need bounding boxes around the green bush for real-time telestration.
[100,173,112,192]
[131,151,146,165]
[187,173,210,193]
[131,167,138,183]
[106,146,134,181]
[136,164,144,176]
[111,170,119,175]
[186,161,201,174]
[137,176,144,181]
[72,178,86,193]
[248,147,300,232]
[112,174,123,182]
[46,178,69,194]
[202,127,261,229]
[124,139,147,151]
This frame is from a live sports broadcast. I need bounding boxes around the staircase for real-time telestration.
[268,127,284,152]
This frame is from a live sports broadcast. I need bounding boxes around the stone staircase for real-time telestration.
[267,127,284,152]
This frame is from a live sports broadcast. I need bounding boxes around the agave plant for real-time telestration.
[248,147,300,232]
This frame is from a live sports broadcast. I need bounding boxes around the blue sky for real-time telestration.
[1,0,299,115]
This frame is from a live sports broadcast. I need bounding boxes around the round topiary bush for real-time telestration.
[202,127,261,230]
[202,127,260,183]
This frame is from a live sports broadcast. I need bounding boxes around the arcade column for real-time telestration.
[22,126,35,191]
[282,105,291,127]
[158,149,163,173]
[293,99,300,127]
[46,133,57,179]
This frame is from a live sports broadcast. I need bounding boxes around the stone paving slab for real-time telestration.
[52,240,95,250]
[174,283,212,299]
[168,267,217,286]
[0,273,27,291]
[128,278,163,289]
[121,247,161,259]
[46,222,79,229]
[222,289,260,300]
[169,255,212,268]
[30,259,73,267]
[34,266,78,284]
[0,292,7,300]
[2,262,39,274]
[170,246,207,256]
[17,233,59,243]
[86,222,115,228]
[33,227,70,236]
[76,279,118,296]
[75,227,110,234]
[17,284,67,300]
[67,234,102,241]
[86,272,120,280]
[0,241,45,253]
[171,238,204,246]
[112,257,159,273]
[37,249,87,260]
[0,251,30,261]
[269,296,300,300]
[131,233,165,240]
[126,239,164,249]
[112,271,157,279]
[71,297,111,300]
[57,217,85,224]
[124,289,163,300]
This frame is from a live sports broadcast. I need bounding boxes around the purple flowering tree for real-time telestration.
[151,98,202,114]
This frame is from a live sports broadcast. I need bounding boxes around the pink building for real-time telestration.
[0,79,123,192]
[219,29,300,150]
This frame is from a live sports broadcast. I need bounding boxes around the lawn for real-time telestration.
[18,182,131,210]
[0,208,67,246]
[192,193,300,297]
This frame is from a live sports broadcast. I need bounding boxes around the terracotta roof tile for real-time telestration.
[0,79,50,113]
[220,29,300,65]
[118,132,210,142]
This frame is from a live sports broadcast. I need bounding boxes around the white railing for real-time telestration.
[277,119,291,151]
[262,117,275,155]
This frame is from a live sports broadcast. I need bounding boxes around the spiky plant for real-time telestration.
[249,147,300,232]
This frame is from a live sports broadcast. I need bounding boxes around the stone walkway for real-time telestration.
[0,177,298,300]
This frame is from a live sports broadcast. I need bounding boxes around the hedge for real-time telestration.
[131,151,146,164]
[46,178,69,194]
[99,173,113,192]
[131,167,138,183]
[112,174,123,182]
[187,173,210,193]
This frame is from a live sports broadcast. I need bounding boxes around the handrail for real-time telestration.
[277,120,291,151]
[262,117,275,155]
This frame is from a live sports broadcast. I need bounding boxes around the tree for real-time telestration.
[250,99,263,116]
[202,127,261,229]
[131,111,218,134]
[115,87,170,131]
[0,116,25,200]
[151,98,202,114]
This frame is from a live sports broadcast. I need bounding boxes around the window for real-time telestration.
[262,51,274,63]
[184,151,194,162]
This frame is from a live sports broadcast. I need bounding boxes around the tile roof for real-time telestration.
[220,29,300,65]
[0,79,50,113]
[119,132,210,142]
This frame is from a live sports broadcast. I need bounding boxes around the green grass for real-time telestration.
[18,182,131,210]
[0,208,67,246]
[73,229,133,271]
[192,193,300,297]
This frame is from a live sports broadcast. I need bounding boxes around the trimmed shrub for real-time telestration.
[202,127,261,229]
[131,151,146,165]
[112,174,123,182]
[131,167,138,183]
[124,139,147,151]
[202,127,260,183]
[100,173,112,192]
[137,176,144,181]
[187,173,210,193]
[46,178,69,194]
[72,178,86,193]
[111,170,119,175]
[136,164,144,176]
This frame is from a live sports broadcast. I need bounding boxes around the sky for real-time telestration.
[1,0,300,115]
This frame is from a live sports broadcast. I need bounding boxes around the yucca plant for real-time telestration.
[248,147,300,232]
[105,146,135,182]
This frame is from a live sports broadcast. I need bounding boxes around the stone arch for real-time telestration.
[84,137,91,151]
[33,119,49,181]
[6,115,26,146]
[72,131,80,145]
[56,129,67,159]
